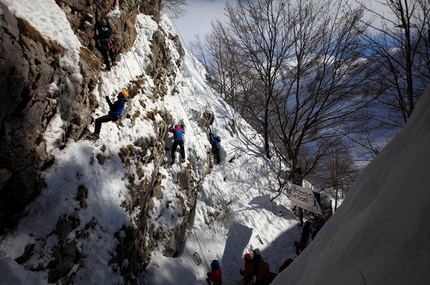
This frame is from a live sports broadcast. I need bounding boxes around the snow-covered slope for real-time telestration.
[0,3,300,284]
[1,1,429,284]
[274,84,430,285]
[141,30,300,285]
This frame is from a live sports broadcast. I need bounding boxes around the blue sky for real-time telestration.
[171,0,390,49]
[172,0,229,48]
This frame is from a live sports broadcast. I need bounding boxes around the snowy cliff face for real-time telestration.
[0,0,177,232]
[0,2,86,229]
[2,1,429,285]
[273,84,430,285]
[0,0,201,283]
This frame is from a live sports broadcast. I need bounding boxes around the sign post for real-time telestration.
[291,185,322,215]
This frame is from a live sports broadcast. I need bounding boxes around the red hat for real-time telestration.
[244,253,251,260]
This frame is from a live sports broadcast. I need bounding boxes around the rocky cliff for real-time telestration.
[0,1,208,283]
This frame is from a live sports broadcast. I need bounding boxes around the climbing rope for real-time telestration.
[167,10,239,140]
[121,54,135,79]
[194,231,210,271]
[226,238,242,267]
[232,222,247,249]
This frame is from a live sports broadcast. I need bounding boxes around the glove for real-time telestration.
[105,96,109,101]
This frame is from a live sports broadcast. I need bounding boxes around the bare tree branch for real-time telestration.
[163,0,188,18]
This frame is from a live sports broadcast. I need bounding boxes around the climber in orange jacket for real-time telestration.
[239,253,254,285]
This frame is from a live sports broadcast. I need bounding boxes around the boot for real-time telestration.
[87,133,100,140]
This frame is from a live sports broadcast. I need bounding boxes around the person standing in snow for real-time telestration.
[96,17,116,71]
[239,253,254,285]
[252,248,262,263]
[252,249,271,285]
[87,90,129,140]
[252,249,263,279]
[311,215,326,240]
[294,220,311,255]
[207,259,222,285]
[169,124,186,163]
[209,132,221,164]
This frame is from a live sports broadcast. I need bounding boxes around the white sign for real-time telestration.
[291,185,322,215]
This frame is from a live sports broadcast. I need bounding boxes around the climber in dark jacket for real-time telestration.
[209,132,221,164]
[311,215,326,239]
[96,18,116,71]
[88,90,128,140]
[294,221,311,255]
[169,124,186,163]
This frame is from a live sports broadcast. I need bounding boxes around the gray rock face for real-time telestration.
[0,0,199,283]
[0,3,57,230]
[0,2,100,232]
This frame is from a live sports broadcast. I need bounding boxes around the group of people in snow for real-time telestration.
[167,124,222,165]
[206,249,276,285]
[238,249,274,285]
[88,14,223,165]
[230,213,325,284]
[88,10,335,285]
[85,14,124,140]
[294,215,326,255]
[86,91,222,166]
[91,11,318,283]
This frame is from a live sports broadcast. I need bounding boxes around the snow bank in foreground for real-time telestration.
[274,84,430,285]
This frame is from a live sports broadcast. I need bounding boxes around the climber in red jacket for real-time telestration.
[206,260,222,285]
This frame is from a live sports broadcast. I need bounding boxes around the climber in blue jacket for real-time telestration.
[209,132,221,164]
[88,90,129,140]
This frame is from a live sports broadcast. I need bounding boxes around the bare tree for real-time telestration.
[267,0,372,179]
[358,0,430,124]
[309,141,360,211]
[192,4,287,142]
[219,0,296,158]
[191,21,257,114]
[198,0,373,183]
